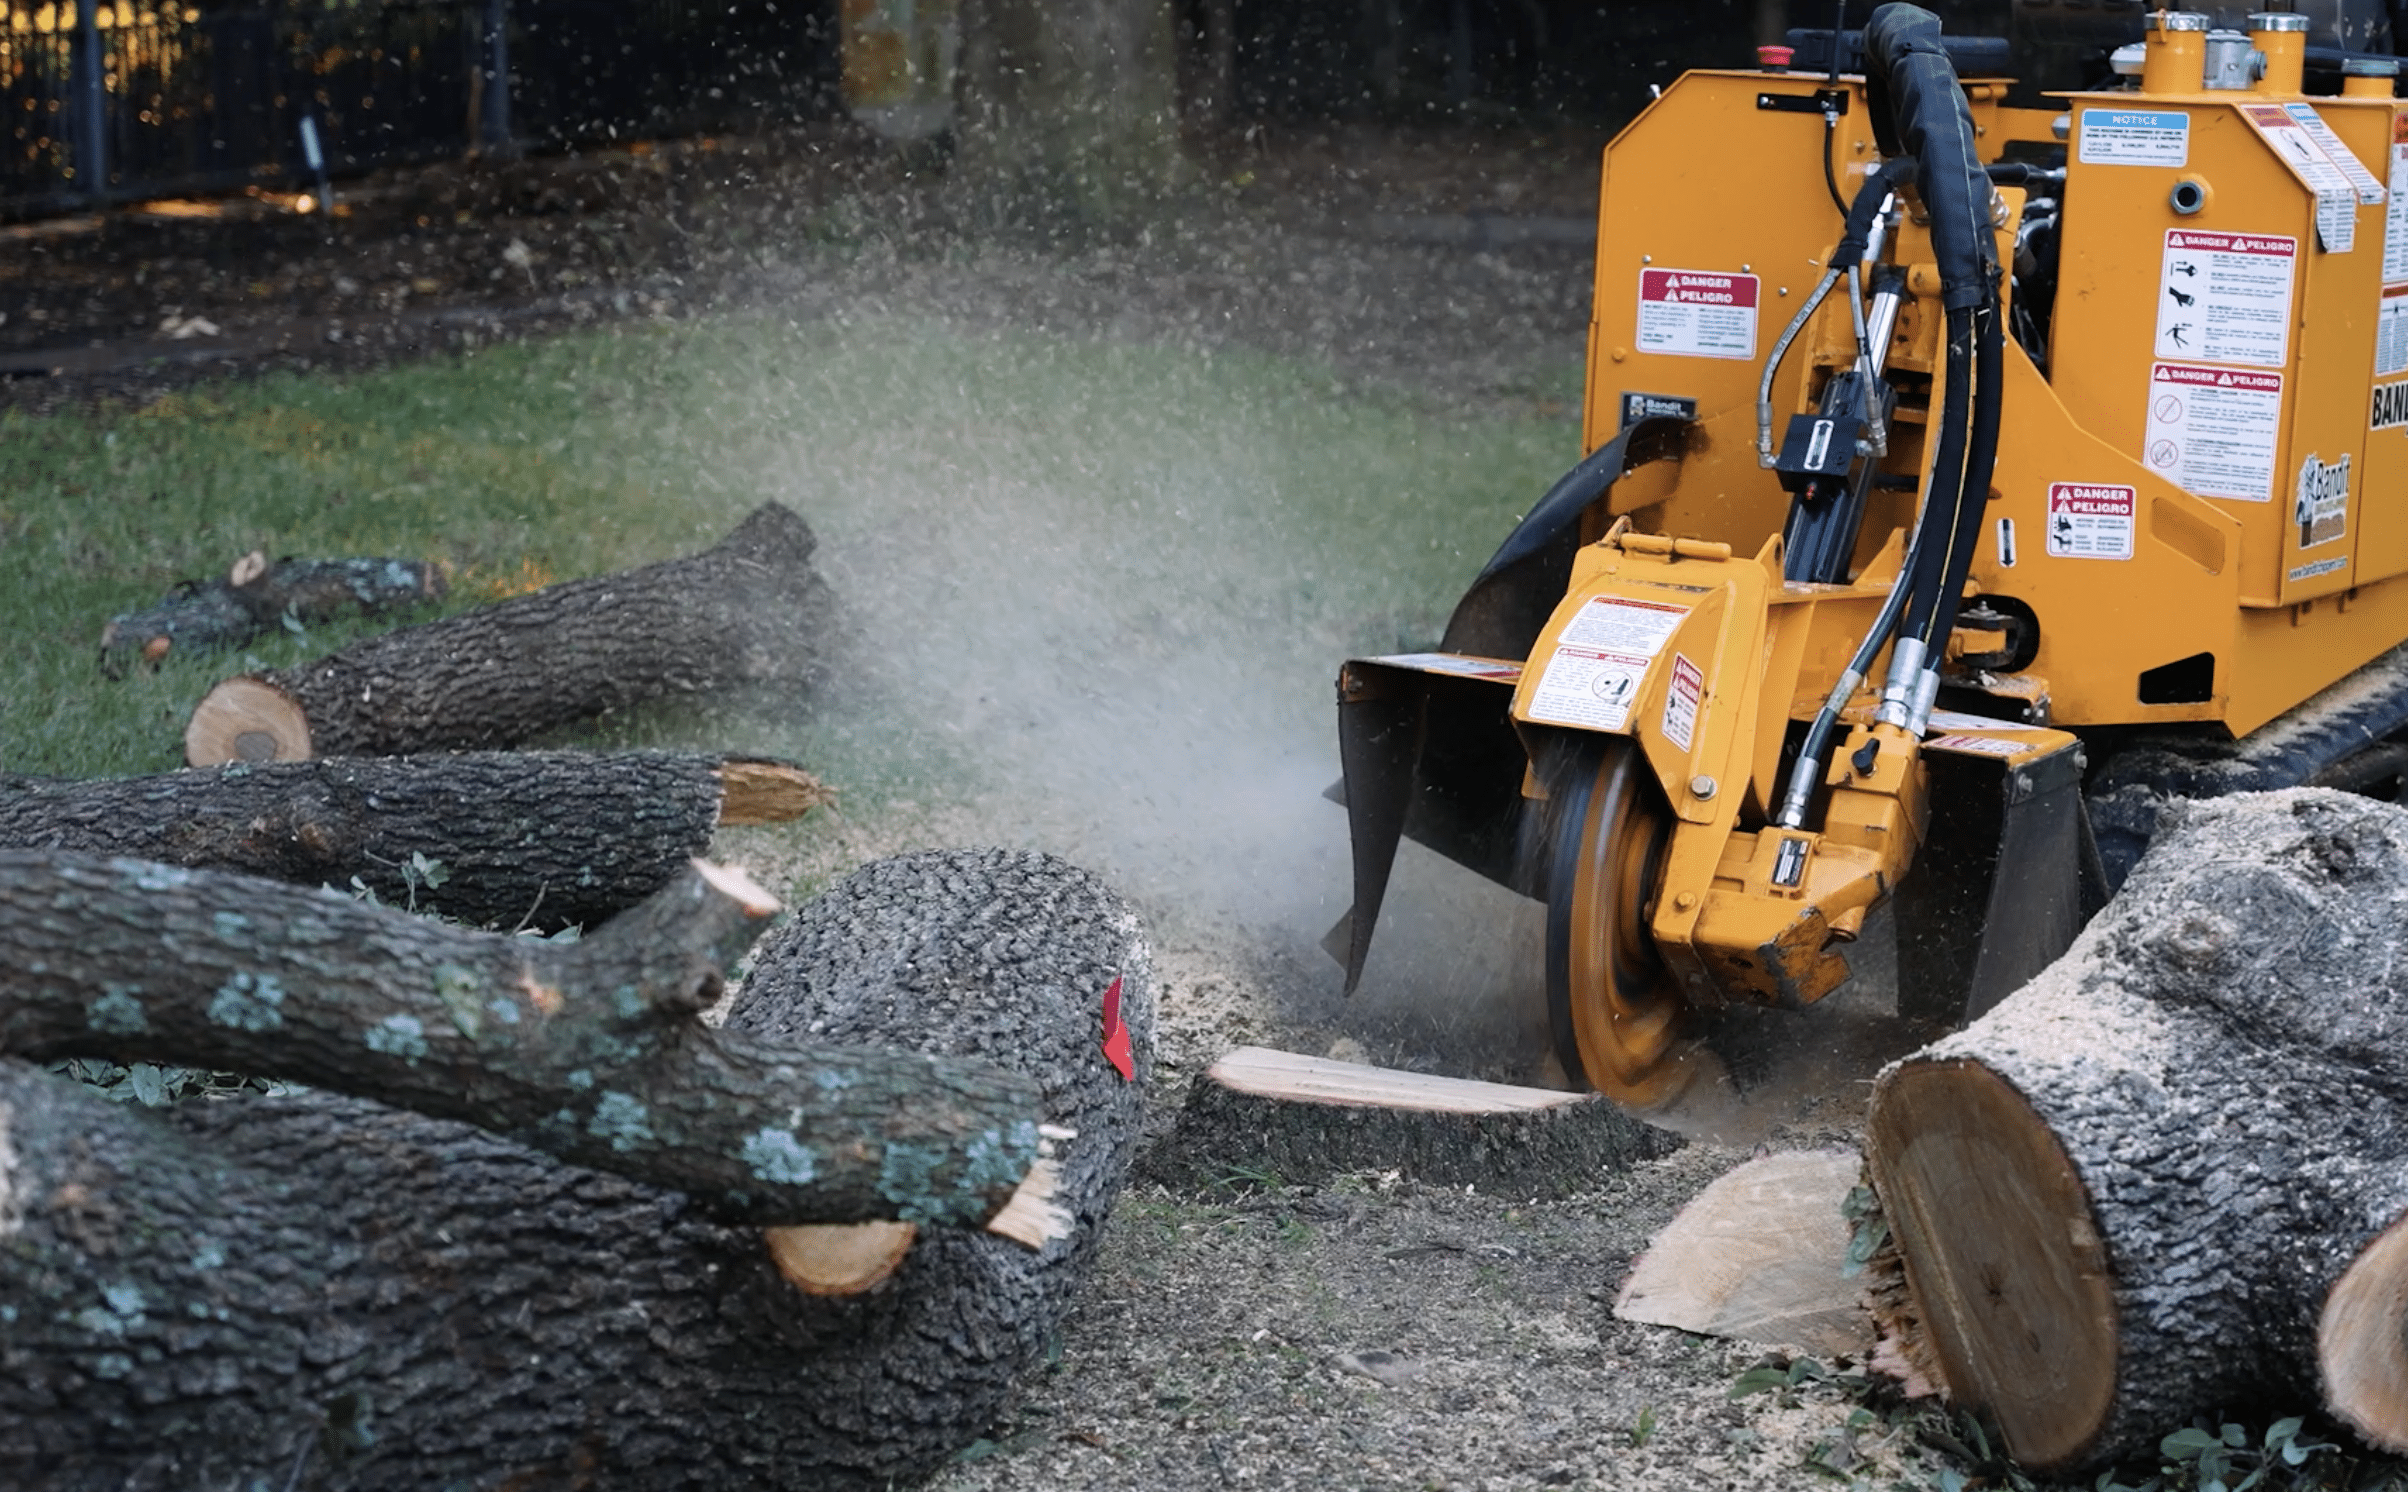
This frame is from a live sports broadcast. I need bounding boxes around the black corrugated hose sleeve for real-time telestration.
[1863,4,1998,312]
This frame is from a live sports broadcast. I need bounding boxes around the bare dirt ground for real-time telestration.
[7,124,2025,1491]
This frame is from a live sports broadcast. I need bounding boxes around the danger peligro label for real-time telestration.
[1636,269,1760,361]
[2143,362,2284,502]
[2045,483,2136,560]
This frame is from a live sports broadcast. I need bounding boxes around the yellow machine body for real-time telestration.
[1337,32,2408,1103]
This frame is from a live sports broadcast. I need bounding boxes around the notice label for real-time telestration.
[2144,362,2285,502]
[2381,285,2408,378]
[2045,482,2136,560]
[1636,268,1760,360]
[2284,103,2387,205]
[1661,653,1703,751]
[2295,452,2351,548]
[2156,230,2297,368]
[2240,103,2358,251]
[2079,109,2189,166]
[2387,116,2408,282]
[1526,596,1689,731]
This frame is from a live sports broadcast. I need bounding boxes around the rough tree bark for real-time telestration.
[0,847,1156,1490]
[0,750,830,932]
[1147,1045,1681,1194]
[1862,789,2408,1472]
[183,503,833,766]
[0,851,1045,1227]
[100,553,444,675]
[953,0,1186,232]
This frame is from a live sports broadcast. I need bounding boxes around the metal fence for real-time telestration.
[1,0,836,215]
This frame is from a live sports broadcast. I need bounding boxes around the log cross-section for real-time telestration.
[1865,789,2408,1471]
[184,502,834,765]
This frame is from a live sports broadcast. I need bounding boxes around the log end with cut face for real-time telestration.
[762,1221,918,1295]
[2320,1216,2408,1451]
[1866,1059,2118,1472]
[984,1157,1072,1250]
[716,759,835,826]
[185,677,312,767]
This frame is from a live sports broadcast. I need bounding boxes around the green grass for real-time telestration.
[0,313,1580,804]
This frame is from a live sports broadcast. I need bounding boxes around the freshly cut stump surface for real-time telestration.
[1150,1044,1680,1193]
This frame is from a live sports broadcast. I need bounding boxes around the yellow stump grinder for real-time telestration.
[1336,2,2408,1103]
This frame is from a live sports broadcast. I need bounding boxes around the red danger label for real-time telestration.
[2046,482,2136,560]
[1635,269,1760,360]
[2164,228,2298,258]
[2151,363,2285,394]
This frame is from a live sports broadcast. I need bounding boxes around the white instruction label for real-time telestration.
[1661,654,1702,751]
[1635,268,1760,360]
[2045,482,2136,560]
[2380,285,2408,378]
[2144,362,2284,502]
[1528,648,1652,730]
[2284,103,2387,205]
[1558,595,1689,654]
[2241,103,2358,251]
[2078,108,2190,167]
[1526,596,1689,731]
[2156,230,2297,368]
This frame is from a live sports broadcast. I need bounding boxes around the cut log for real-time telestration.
[0,749,831,931]
[0,848,1157,1488]
[0,851,1045,1229]
[1863,789,2408,1471]
[99,552,445,675]
[726,847,1156,1483]
[1614,1150,1871,1356]
[183,502,833,765]
[1146,1044,1681,1193]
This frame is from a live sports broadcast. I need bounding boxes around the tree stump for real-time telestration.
[100,552,444,675]
[0,847,1150,1489]
[183,503,833,765]
[0,750,830,931]
[1147,1045,1681,1194]
[1864,789,2408,1471]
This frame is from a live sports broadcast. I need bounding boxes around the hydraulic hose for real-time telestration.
[1757,154,1915,468]
[1774,3,2005,826]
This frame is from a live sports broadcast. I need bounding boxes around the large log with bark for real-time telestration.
[0,851,1047,1227]
[0,750,830,931]
[183,503,833,766]
[1862,789,2408,1472]
[100,551,445,675]
[0,846,1156,1490]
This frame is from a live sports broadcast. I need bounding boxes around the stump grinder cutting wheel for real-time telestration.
[1332,2,2408,1105]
